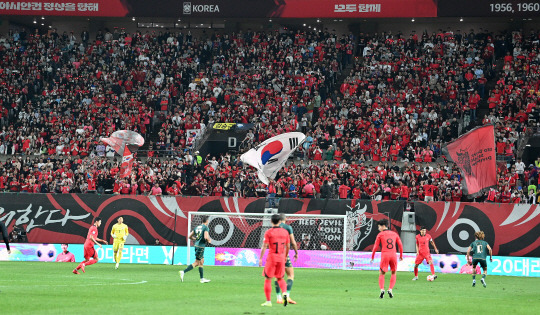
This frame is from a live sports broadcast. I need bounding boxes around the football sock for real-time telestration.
[430,264,435,275]
[482,274,486,279]
[286,279,294,295]
[264,280,272,301]
[414,267,418,277]
[184,265,194,273]
[117,250,123,263]
[76,262,85,270]
[275,281,282,297]
[389,273,396,289]
[379,274,385,290]
[277,278,287,294]
[113,252,117,263]
[199,267,204,279]
[85,259,97,266]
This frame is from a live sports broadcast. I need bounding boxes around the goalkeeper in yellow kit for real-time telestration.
[111,217,129,269]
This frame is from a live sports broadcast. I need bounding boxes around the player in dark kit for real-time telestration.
[1,221,11,254]
[275,213,298,304]
[259,214,290,307]
[180,216,212,283]
[371,219,403,298]
[73,217,108,274]
[412,226,439,281]
[466,231,492,288]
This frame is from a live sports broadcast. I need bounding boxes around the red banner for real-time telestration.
[274,0,437,18]
[415,202,540,257]
[442,125,497,196]
[0,0,127,16]
[0,0,436,17]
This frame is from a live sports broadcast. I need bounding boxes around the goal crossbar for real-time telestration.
[187,211,348,269]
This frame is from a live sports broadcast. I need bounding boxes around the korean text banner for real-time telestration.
[0,0,437,17]
[0,243,215,265]
[213,248,540,277]
[441,125,497,196]
[0,1,127,16]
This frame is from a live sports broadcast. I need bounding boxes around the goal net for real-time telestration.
[187,211,349,269]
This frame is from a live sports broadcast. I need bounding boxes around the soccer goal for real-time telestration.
[187,211,349,269]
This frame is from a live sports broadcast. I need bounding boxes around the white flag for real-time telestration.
[240,132,306,185]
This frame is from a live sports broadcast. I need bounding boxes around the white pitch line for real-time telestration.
[0,280,147,287]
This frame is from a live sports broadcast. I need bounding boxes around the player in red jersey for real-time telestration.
[73,217,108,274]
[412,226,439,281]
[370,219,403,299]
[259,214,290,307]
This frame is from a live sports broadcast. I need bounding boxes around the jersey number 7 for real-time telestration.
[273,242,285,254]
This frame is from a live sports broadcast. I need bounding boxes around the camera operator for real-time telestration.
[9,225,28,243]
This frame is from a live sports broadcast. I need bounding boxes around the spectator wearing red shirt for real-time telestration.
[212,182,223,196]
[302,181,315,198]
[352,185,362,200]
[130,179,139,195]
[87,175,96,193]
[167,183,181,196]
[9,179,20,192]
[338,181,351,199]
[451,186,462,201]
[313,146,323,160]
[120,179,131,194]
[500,187,512,203]
[149,183,162,196]
[390,184,400,200]
[399,182,409,201]
[468,91,481,122]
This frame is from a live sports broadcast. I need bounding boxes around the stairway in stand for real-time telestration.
[475,58,504,127]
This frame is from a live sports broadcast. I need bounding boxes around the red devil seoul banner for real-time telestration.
[442,125,497,196]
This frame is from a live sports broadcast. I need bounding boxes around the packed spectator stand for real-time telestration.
[0,27,539,204]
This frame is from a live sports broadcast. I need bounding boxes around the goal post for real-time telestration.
[187,211,349,270]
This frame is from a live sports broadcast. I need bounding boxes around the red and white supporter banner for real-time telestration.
[0,0,436,17]
[442,125,497,196]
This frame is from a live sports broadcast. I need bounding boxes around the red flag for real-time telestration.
[119,146,134,178]
[442,125,497,196]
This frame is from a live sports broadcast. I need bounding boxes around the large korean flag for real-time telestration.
[240,132,306,184]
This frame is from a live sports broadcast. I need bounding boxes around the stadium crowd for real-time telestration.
[0,27,539,203]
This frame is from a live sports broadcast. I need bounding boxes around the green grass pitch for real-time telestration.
[1,262,539,314]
